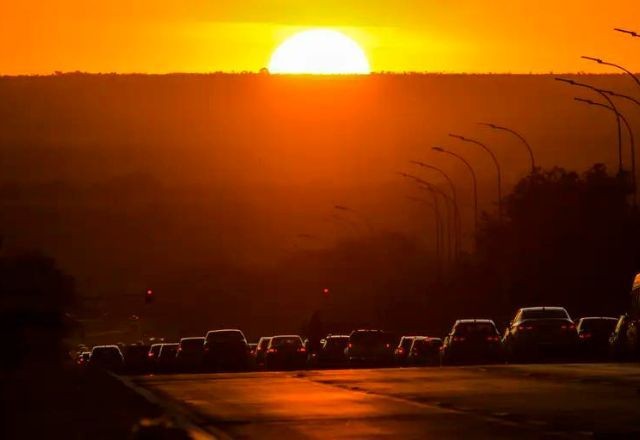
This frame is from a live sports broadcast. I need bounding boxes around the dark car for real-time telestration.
[122,344,151,374]
[609,314,634,360]
[88,345,124,372]
[345,330,395,367]
[147,343,163,368]
[576,317,618,360]
[203,329,249,371]
[503,306,578,362]
[75,351,91,368]
[441,320,502,365]
[265,335,307,370]
[407,337,442,366]
[176,337,205,371]
[157,343,179,373]
[316,335,349,368]
[254,336,272,369]
[394,336,417,366]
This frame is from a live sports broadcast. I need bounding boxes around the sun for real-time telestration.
[268,29,370,75]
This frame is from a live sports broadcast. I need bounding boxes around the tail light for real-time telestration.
[452,336,466,342]
[348,343,353,349]
[486,335,500,342]
[297,347,307,353]
[267,348,277,353]
[518,325,534,331]
[579,332,592,339]
[148,352,154,358]
[397,347,405,354]
[385,343,391,348]
[561,323,576,331]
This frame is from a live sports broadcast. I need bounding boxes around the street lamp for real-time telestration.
[407,195,443,274]
[410,160,462,256]
[581,56,640,89]
[479,122,536,173]
[614,28,639,38]
[601,89,640,109]
[574,97,636,205]
[556,77,624,175]
[334,205,373,235]
[399,172,455,263]
[449,133,502,219]
[433,146,479,236]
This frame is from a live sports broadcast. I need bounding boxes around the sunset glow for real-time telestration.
[268,30,370,74]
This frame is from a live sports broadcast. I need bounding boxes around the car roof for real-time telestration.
[92,345,120,350]
[271,334,302,339]
[455,319,495,324]
[578,316,618,321]
[206,329,244,334]
[327,335,349,339]
[160,343,179,347]
[180,337,205,342]
[351,329,384,333]
[520,306,567,312]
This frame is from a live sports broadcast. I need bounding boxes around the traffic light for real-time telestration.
[322,288,330,296]
[144,289,155,304]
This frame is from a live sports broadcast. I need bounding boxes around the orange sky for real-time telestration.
[2,1,639,75]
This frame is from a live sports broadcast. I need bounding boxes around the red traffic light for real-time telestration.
[145,289,155,303]
[322,288,330,295]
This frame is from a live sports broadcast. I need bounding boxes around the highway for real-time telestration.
[135,363,640,439]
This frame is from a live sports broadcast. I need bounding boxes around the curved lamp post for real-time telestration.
[479,123,536,174]
[575,97,636,206]
[410,160,462,257]
[581,56,640,89]
[433,146,479,236]
[556,78,624,176]
[449,133,503,219]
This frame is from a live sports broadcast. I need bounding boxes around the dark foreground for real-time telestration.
[136,363,640,439]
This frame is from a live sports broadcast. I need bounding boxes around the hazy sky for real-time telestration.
[2,1,639,74]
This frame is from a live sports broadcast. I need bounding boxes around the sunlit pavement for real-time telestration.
[134,363,640,439]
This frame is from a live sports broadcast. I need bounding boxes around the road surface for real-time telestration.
[135,363,640,439]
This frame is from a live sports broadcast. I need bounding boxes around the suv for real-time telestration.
[576,317,617,360]
[503,306,578,362]
[394,336,417,366]
[88,345,124,372]
[345,330,395,367]
[203,329,249,371]
[441,320,502,365]
[176,337,205,371]
[316,335,350,368]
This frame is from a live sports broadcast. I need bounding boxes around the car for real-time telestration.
[203,329,249,371]
[122,344,151,374]
[265,335,307,370]
[576,317,618,360]
[75,351,91,368]
[156,343,179,373]
[176,337,205,371]
[316,335,350,368]
[407,337,442,366]
[503,306,578,362]
[345,330,395,367]
[248,343,258,355]
[253,336,272,369]
[394,336,417,366]
[441,320,503,365]
[147,343,163,368]
[609,314,634,360]
[88,345,124,372]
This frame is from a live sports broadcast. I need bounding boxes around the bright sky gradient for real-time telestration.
[2,1,639,74]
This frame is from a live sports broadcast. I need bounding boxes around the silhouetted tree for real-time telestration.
[445,165,640,323]
[0,251,75,369]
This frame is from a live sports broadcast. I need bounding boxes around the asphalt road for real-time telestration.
[135,363,640,439]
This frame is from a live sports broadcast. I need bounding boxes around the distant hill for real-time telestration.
[0,73,637,334]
